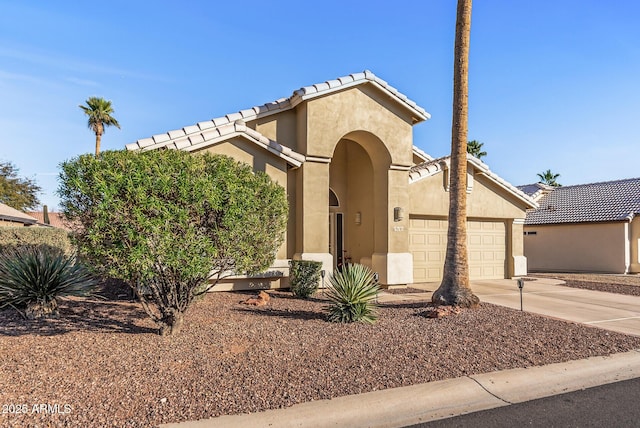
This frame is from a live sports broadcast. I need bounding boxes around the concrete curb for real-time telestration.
[161,349,640,428]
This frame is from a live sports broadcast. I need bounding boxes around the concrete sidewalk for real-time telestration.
[162,350,640,428]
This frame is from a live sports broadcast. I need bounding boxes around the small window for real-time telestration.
[524,231,537,236]
[329,189,339,207]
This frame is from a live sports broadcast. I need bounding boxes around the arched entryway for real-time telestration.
[329,131,391,269]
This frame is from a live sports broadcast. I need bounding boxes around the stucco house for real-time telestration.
[0,202,38,227]
[126,71,536,289]
[520,178,640,274]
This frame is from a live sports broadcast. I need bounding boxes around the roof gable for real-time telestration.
[409,155,537,209]
[525,177,640,225]
[128,120,304,167]
[0,203,37,225]
[126,71,429,154]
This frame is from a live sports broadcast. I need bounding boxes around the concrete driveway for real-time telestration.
[380,278,640,337]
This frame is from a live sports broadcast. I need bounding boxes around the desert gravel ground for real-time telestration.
[2,281,640,428]
[529,273,640,296]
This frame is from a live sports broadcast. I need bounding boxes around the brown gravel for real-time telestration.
[530,273,640,296]
[2,287,640,428]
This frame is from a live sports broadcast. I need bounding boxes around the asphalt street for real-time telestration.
[411,377,640,428]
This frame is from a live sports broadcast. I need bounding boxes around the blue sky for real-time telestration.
[1,1,638,210]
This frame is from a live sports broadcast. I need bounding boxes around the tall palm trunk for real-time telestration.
[95,123,104,157]
[432,0,479,308]
[95,133,102,157]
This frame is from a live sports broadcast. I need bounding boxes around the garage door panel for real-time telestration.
[410,219,506,282]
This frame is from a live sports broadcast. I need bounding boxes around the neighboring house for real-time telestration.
[0,202,38,227]
[26,210,74,231]
[520,178,640,274]
[127,71,536,289]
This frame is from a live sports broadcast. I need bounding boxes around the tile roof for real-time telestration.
[126,71,430,153]
[0,203,37,225]
[129,120,305,167]
[525,177,640,225]
[26,211,74,231]
[517,182,555,203]
[517,182,554,197]
[409,155,537,209]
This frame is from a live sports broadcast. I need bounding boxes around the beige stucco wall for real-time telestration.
[252,110,298,151]
[304,85,414,163]
[409,172,528,220]
[629,217,639,273]
[195,137,288,187]
[524,222,629,273]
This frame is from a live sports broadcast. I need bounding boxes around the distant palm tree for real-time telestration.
[432,0,479,308]
[537,169,561,187]
[79,97,121,156]
[466,140,487,159]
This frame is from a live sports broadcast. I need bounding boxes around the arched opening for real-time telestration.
[329,131,391,269]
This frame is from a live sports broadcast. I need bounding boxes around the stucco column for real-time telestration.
[293,158,333,273]
[510,219,527,277]
[372,166,413,285]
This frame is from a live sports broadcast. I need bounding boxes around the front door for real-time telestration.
[329,212,345,269]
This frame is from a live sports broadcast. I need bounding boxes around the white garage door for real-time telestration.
[409,218,506,282]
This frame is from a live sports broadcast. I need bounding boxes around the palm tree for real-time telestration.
[537,169,561,187]
[432,0,479,308]
[79,97,121,156]
[466,140,487,159]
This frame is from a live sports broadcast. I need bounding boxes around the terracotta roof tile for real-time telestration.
[26,211,74,231]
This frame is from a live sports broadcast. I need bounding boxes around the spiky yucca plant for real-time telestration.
[0,246,97,319]
[325,263,379,324]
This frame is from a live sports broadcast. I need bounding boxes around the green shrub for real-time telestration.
[325,263,379,324]
[0,227,73,254]
[289,260,322,298]
[58,149,288,335]
[0,246,97,319]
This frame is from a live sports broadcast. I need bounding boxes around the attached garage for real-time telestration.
[409,217,507,282]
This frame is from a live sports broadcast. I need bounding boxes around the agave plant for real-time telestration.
[325,263,379,323]
[0,246,98,319]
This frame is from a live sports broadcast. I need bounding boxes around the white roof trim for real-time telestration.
[412,146,434,163]
[128,120,305,168]
[290,70,430,122]
[409,155,538,209]
[126,70,430,153]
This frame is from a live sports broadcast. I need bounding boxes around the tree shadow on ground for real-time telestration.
[0,298,157,336]
[234,306,327,322]
[377,301,431,310]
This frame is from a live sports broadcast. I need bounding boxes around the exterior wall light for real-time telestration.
[394,207,404,222]
[355,212,362,225]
